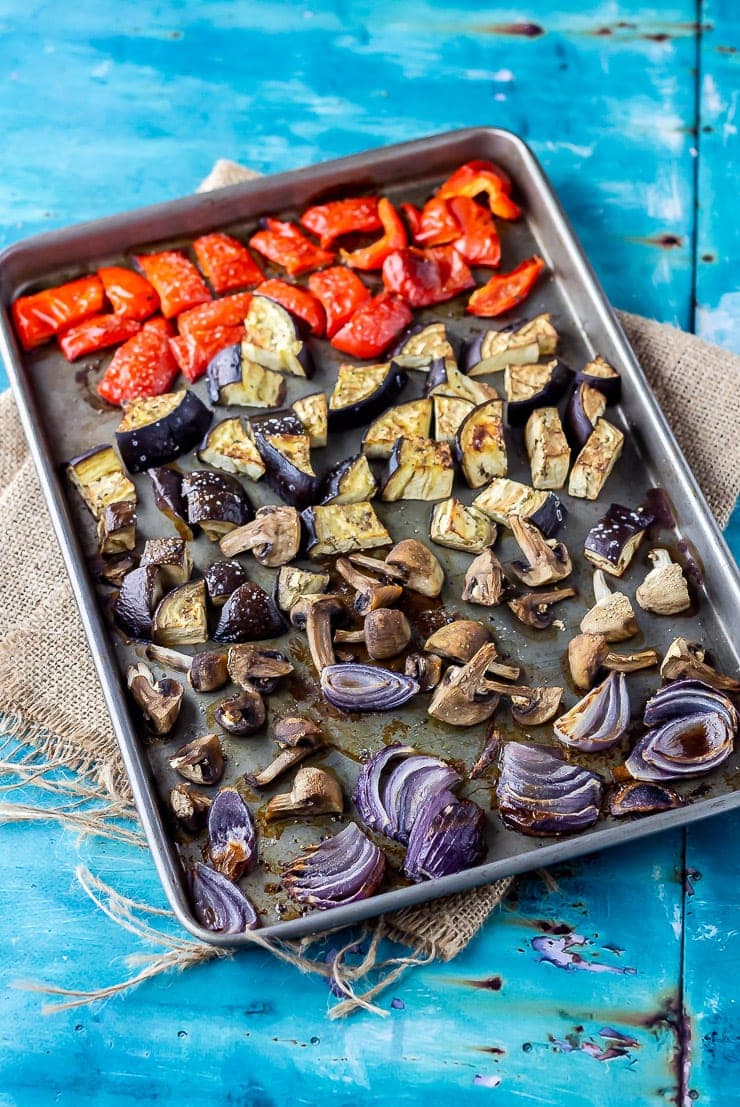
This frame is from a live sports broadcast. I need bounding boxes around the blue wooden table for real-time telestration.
[1,2,738,1103]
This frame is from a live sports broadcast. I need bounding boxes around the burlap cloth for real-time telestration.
[1,159,739,1011]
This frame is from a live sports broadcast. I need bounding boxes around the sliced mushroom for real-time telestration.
[507,587,576,629]
[427,642,502,726]
[660,638,740,693]
[335,608,412,660]
[218,504,301,566]
[345,553,406,582]
[227,644,294,693]
[404,652,443,692]
[385,539,445,598]
[145,643,230,692]
[462,548,507,606]
[264,767,343,821]
[568,632,659,691]
[510,686,563,725]
[127,662,184,736]
[580,569,638,642]
[214,689,266,736]
[169,734,224,786]
[508,515,572,587]
[635,549,692,615]
[470,726,501,780]
[335,558,402,615]
[424,620,490,664]
[170,784,212,834]
[247,716,325,788]
[290,594,348,671]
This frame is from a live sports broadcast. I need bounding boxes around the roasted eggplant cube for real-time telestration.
[140,537,193,588]
[115,390,212,474]
[198,418,265,481]
[429,497,497,553]
[583,503,653,577]
[391,321,455,370]
[243,294,314,378]
[301,501,391,558]
[504,359,572,426]
[100,553,138,588]
[328,361,406,431]
[433,394,474,443]
[253,432,321,510]
[207,343,286,408]
[67,445,136,519]
[380,437,454,502]
[565,383,607,448]
[203,559,250,606]
[97,500,137,555]
[247,408,305,438]
[213,581,286,643]
[274,565,330,612]
[455,399,507,488]
[149,466,195,540]
[321,454,377,504]
[464,313,558,376]
[114,565,163,640]
[425,360,498,406]
[576,354,621,404]
[362,398,433,459]
[183,470,254,541]
[472,477,567,537]
[568,418,624,500]
[152,579,208,647]
[524,407,571,490]
[291,392,328,448]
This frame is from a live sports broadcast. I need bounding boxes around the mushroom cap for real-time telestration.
[386,539,444,597]
[289,592,347,628]
[424,620,490,663]
[364,608,412,659]
[568,632,609,691]
[580,590,637,642]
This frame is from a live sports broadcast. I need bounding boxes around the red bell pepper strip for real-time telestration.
[142,316,176,337]
[467,256,546,317]
[192,232,263,293]
[57,314,141,362]
[249,218,335,277]
[133,251,211,318]
[413,197,461,246]
[437,160,521,221]
[11,275,104,350]
[447,196,501,268]
[98,266,160,321]
[300,198,381,248]
[177,291,253,341]
[308,267,371,338]
[255,279,326,337]
[400,202,423,240]
[97,327,179,405]
[340,198,407,271]
[382,246,475,308]
[330,292,412,359]
[170,326,244,383]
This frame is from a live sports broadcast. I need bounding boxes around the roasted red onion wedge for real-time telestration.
[320,664,419,712]
[283,823,386,910]
[553,672,630,753]
[624,712,734,781]
[496,742,604,837]
[609,781,684,817]
[354,745,460,841]
[208,788,256,881]
[403,798,486,881]
[643,679,738,731]
[189,862,259,933]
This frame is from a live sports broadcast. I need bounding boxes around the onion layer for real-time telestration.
[189,862,259,933]
[283,823,386,909]
[553,671,630,752]
[320,664,419,712]
[208,788,256,881]
[497,741,604,837]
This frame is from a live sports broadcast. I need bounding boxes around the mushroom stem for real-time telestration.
[290,594,347,671]
[604,648,659,673]
[264,767,343,821]
[592,569,612,604]
[219,506,300,566]
[335,558,403,614]
[145,643,192,672]
[346,553,406,582]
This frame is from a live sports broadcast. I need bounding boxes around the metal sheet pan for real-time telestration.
[1,127,738,947]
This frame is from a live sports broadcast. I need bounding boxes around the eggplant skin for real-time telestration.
[97,500,137,555]
[328,361,406,431]
[114,565,163,640]
[576,355,621,404]
[207,343,287,408]
[116,391,213,474]
[204,559,250,606]
[183,470,255,539]
[380,436,454,502]
[253,432,322,510]
[321,454,378,504]
[213,582,286,643]
[505,360,572,426]
[565,383,606,449]
[148,466,196,540]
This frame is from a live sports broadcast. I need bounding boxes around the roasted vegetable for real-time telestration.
[220,505,301,566]
[152,580,208,647]
[214,689,266,736]
[213,582,286,643]
[134,250,211,318]
[568,633,659,691]
[266,766,343,821]
[554,671,630,752]
[189,863,258,933]
[247,408,305,438]
[170,785,212,834]
[243,293,314,377]
[335,558,401,615]
[508,515,572,587]
[115,390,212,473]
[283,823,386,910]
[335,607,412,660]
[328,360,406,431]
[472,477,567,537]
[141,537,192,589]
[432,394,474,443]
[203,560,250,606]
[565,382,608,448]
[467,256,545,318]
[97,500,136,555]
[99,553,138,588]
[189,651,230,693]
[568,418,624,500]
[320,454,377,504]
[437,159,520,220]
[659,639,740,693]
[291,392,328,448]
[330,291,413,359]
[226,645,293,693]
[462,549,507,606]
[58,313,141,362]
[636,549,691,615]
[247,716,325,789]
[182,470,254,541]
[455,399,507,488]
[507,587,576,629]
[391,321,455,372]
[290,594,348,670]
[301,197,381,247]
[67,445,136,519]
[274,566,330,612]
[207,342,286,408]
[12,274,104,350]
[114,565,163,639]
[249,217,335,277]
[380,436,454,502]
[386,538,444,597]
[149,466,193,540]
[320,664,419,712]
[382,245,475,307]
[127,662,183,735]
[362,398,432,459]
[339,197,407,271]
[425,359,497,406]
[496,742,604,837]
[197,418,265,481]
[510,686,564,726]
[405,652,443,692]
[576,354,621,404]
[524,407,570,490]
[192,232,264,293]
[429,497,496,553]
[424,620,489,664]
[463,314,558,376]
[253,432,321,509]
[609,781,684,818]
[307,265,372,337]
[504,359,572,425]
[583,503,653,577]
[255,279,326,337]
[580,569,638,642]
[169,733,224,786]
[427,643,502,726]
[301,501,391,558]
[447,195,502,267]
[208,788,257,881]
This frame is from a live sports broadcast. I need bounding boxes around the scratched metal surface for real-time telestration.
[0,1,738,1103]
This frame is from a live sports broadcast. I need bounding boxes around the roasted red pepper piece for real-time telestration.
[437,160,521,221]
[340,197,407,271]
[192,232,264,293]
[58,314,141,362]
[249,218,335,277]
[467,256,546,317]
[382,245,475,308]
[142,316,176,337]
[134,251,211,318]
[307,267,371,338]
[300,198,381,248]
[400,202,423,239]
[97,327,179,405]
[447,196,501,268]
[11,275,104,350]
[413,197,461,246]
[98,266,160,321]
[170,327,244,383]
[177,292,253,340]
[255,279,326,337]
[330,292,412,359]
